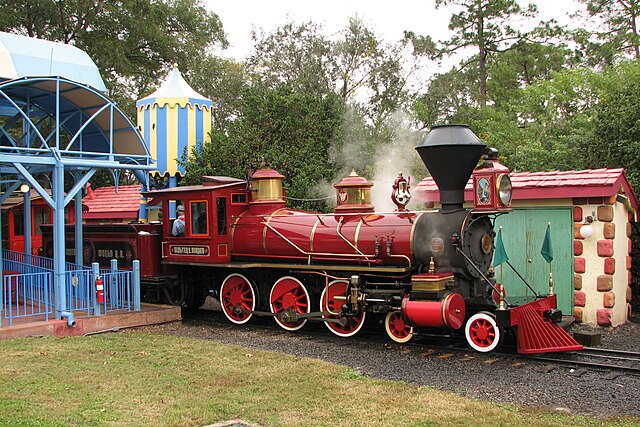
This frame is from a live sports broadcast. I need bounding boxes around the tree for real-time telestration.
[246,21,332,97]
[464,67,602,173]
[247,17,433,129]
[330,18,434,128]
[184,56,248,131]
[589,61,640,190]
[435,0,538,106]
[574,0,640,64]
[486,40,577,108]
[412,67,478,128]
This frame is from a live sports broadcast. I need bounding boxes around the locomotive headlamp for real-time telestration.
[496,174,512,206]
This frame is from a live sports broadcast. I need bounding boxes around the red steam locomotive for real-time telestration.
[47,125,583,354]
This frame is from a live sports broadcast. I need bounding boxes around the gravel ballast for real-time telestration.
[134,302,640,419]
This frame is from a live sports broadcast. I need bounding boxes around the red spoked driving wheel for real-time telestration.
[270,276,311,331]
[320,280,367,337]
[465,311,502,352]
[220,273,256,325]
[385,311,413,343]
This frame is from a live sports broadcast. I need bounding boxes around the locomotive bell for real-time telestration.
[416,124,486,211]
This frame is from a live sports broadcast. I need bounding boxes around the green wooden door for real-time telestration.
[493,207,573,313]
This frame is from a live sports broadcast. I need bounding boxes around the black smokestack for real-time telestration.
[416,124,486,211]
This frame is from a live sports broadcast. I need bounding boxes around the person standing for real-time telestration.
[172,204,186,236]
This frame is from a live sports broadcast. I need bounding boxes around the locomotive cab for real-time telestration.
[144,177,248,265]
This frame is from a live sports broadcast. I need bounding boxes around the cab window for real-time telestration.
[190,201,208,235]
[217,197,227,236]
[231,193,247,204]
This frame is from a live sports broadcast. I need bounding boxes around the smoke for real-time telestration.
[313,106,372,208]
[313,107,430,211]
[329,106,374,176]
[371,111,424,212]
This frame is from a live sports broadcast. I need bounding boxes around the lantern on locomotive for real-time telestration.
[473,148,513,210]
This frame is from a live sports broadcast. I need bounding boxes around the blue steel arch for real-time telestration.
[0,76,151,161]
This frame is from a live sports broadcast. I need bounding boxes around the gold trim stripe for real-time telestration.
[310,218,320,253]
[230,210,247,254]
[409,212,420,260]
[442,294,450,328]
[161,260,412,273]
[354,218,363,254]
[263,208,287,255]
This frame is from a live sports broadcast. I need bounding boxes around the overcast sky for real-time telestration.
[205,0,583,61]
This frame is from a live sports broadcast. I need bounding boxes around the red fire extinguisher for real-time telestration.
[96,276,104,304]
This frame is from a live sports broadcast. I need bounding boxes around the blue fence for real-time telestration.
[1,249,140,327]
[2,271,53,325]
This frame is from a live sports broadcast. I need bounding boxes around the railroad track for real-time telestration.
[183,307,640,376]
[521,347,640,376]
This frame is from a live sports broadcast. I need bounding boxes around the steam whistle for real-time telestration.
[391,172,411,211]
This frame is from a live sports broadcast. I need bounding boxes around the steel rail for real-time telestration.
[520,352,640,375]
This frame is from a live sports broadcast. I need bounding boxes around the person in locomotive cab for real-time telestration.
[172,204,186,236]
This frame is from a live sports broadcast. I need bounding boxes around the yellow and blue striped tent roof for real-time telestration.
[136,67,212,177]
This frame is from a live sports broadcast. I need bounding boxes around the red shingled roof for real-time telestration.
[414,168,638,211]
[83,185,142,219]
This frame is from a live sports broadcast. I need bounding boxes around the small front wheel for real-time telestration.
[385,311,413,343]
[465,311,502,352]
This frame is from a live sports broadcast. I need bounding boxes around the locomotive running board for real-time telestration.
[508,296,583,354]
[162,260,412,274]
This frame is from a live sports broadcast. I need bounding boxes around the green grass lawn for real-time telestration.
[0,331,637,427]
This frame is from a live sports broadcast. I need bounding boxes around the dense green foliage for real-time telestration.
[590,62,640,187]
[435,0,538,106]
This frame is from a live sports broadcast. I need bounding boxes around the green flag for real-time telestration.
[541,223,553,263]
[493,227,509,267]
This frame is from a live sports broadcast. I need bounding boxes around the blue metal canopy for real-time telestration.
[0,31,107,91]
